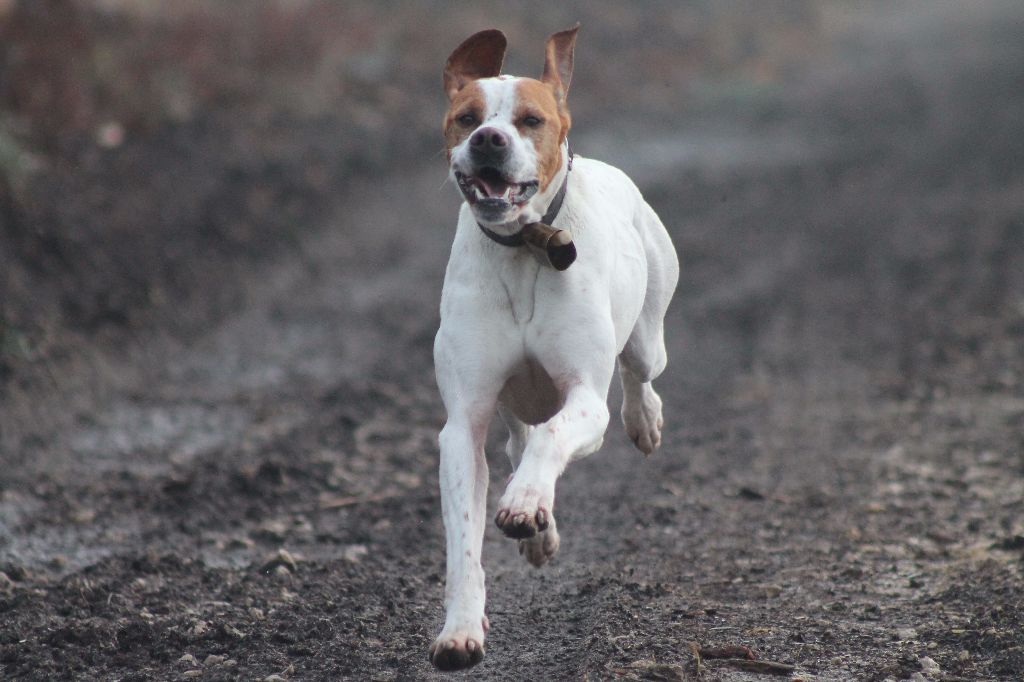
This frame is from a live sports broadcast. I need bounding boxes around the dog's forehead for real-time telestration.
[475,76,523,120]
[451,76,556,122]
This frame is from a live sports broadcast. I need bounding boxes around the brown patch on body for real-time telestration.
[513,79,570,192]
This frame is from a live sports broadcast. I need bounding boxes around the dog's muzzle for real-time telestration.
[454,167,539,208]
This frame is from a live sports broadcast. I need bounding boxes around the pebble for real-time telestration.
[203,654,225,666]
[919,656,940,675]
[222,624,246,639]
[343,544,368,562]
[260,548,298,574]
[256,520,289,543]
[178,654,198,667]
[183,671,202,679]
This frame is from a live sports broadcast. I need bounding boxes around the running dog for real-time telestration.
[431,25,679,671]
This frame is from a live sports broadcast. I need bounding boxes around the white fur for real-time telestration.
[431,77,679,668]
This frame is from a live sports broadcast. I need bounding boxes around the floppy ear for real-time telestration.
[443,29,507,100]
[541,24,579,104]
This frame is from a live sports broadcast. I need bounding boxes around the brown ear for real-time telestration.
[443,29,507,100]
[541,24,579,104]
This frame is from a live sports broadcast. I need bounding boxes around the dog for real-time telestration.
[431,25,679,671]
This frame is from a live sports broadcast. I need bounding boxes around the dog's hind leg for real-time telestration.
[619,202,678,455]
[619,360,664,455]
[497,402,530,470]
[619,312,667,455]
[517,514,561,567]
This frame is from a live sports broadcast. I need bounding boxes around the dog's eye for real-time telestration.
[457,113,478,127]
[521,115,543,127]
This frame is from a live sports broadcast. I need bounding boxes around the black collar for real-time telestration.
[477,143,573,247]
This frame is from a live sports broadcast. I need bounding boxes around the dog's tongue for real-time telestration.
[479,179,507,197]
[477,168,509,198]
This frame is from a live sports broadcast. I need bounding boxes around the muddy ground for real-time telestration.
[2,2,1023,680]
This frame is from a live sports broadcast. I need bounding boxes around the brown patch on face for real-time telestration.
[514,79,570,192]
[442,82,487,161]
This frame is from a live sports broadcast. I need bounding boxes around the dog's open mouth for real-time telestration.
[455,167,539,206]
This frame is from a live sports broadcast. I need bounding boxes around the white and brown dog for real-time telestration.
[431,26,679,671]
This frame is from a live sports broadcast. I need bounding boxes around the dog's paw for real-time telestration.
[495,506,550,539]
[622,385,663,455]
[496,467,556,539]
[429,625,486,672]
[518,518,560,567]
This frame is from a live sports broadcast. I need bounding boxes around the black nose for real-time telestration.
[470,127,510,151]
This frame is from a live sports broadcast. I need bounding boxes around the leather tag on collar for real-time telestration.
[521,222,576,271]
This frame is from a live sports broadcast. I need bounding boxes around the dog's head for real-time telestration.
[443,26,578,227]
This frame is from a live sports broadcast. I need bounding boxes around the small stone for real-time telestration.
[178,654,198,667]
[919,656,940,675]
[203,654,225,666]
[255,520,289,543]
[221,624,246,639]
[343,544,368,562]
[260,548,298,574]
[958,650,971,661]
[249,607,265,620]
[189,621,210,637]
[263,676,286,682]
[896,627,918,641]
[183,671,203,679]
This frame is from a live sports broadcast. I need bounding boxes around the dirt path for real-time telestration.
[2,4,1024,681]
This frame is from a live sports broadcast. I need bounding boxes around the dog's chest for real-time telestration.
[493,253,543,325]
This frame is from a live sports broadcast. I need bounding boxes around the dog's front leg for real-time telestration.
[430,413,491,671]
[495,383,610,541]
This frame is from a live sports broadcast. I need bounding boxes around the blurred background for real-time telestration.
[0,0,882,409]
[1,1,1023,680]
